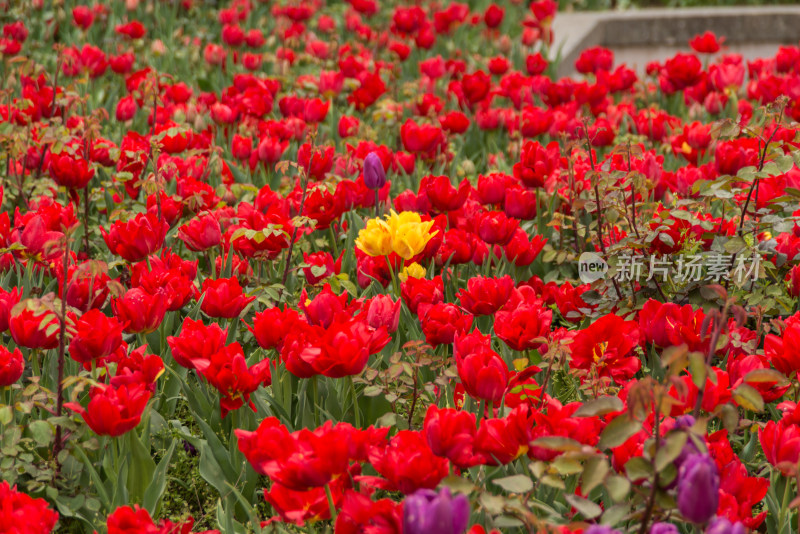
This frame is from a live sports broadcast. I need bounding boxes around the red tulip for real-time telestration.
[423,405,482,469]
[420,303,473,347]
[112,288,168,334]
[68,310,124,365]
[0,287,21,332]
[0,481,58,533]
[455,347,509,405]
[457,275,514,316]
[494,288,552,352]
[476,210,518,245]
[401,275,444,317]
[200,277,255,319]
[178,212,222,252]
[473,405,532,465]
[9,307,59,350]
[570,313,641,383]
[199,342,271,417]
[364,295,401,334]
[101,212,168,263]
[421,175,470,213]
[367,430,449,494]
[0,346,23,386]
[65,382,151,437]
[167,317,227,371]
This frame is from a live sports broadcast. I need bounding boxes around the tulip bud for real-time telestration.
[650,523,679,534]
[403,487,469,534]
[705,517,747,534]
[363,152,386,190]
[585,527,623,534]
[677,454,719,523]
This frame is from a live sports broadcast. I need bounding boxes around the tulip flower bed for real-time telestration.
[4,0,800,533]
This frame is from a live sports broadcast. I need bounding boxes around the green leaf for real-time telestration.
[733,383,764,412]
[143,439,176,516]
[605,475,632,503]
[688,352,707,388]
[581,457,609,495]
[655,432,688,472]
[531,436,583,452]
[0,405,12,425]
[625,457,653,481]
[574,396,624,417]
[126,429,156,504]
[493,474,533,494]
[598,416,642,449]
[565,494,602,519]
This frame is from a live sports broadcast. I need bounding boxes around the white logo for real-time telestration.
[578,252,608,283]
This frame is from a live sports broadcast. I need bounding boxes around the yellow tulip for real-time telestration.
[355,219,393,257]
[398,262,426,283]
[392,219,436,260]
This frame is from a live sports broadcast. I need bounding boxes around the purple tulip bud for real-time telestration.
[363,152,387,190]
[674,415,696,430]
[403,487,470,534]
[585,526,622,534]
[706,516,747,534]
[650,522,680,534]
[677,454,720,524]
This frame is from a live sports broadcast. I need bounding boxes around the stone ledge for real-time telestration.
[551,6,800,78]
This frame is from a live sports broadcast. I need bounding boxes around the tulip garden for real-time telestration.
[5,0,800,533]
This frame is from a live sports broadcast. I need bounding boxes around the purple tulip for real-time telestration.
[363,152,387,190]
[650,522,680,534]
[705,516,747,534]
[677,454,720,524]
[403,487,470,534]
[585,527,622,534]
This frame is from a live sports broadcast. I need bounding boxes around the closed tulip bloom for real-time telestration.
[759,419,800,475]
[177,212,222,252]
[403,487,470,534]
[0,287,21,332]
[365,295,401,333]
[68,309,124,365]
[368,430,450,494]
[167,317,227,371]
[456,348,509,404]
[9,307,59,350]
[705,517,747,534]
[65,382,151,437]
[112,288,168,334]
[248,306,302,351]
[301,251,340,285]
[650,523,679,534]
[200,277,255,319]
[101,212,168,263]
[300,284,349,328]
[457,275,514,316]
[423,405,481,469]
[764,324,800,378]
[0,346,24,386]
[476,210,518,245]
[49,152,94,190]
[677,454,719,523]
[401,275,444,316]
[363,152,387,190]
[420,303,473,347]
[355,218,393,257]
[422,175,470,213]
